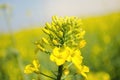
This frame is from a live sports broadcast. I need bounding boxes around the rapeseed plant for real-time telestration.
[24,16,89,80]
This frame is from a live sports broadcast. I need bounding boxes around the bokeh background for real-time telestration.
[0,0,120,80]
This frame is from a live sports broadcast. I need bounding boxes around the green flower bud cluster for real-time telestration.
[42,16,85,48]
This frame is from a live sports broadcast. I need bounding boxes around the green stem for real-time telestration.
[40,72,56,80]
[36,71,56,80]
[57,65,63,80]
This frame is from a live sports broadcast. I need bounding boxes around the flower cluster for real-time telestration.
[24,16,89,79]
[39,16,88,78]
[50,46,89,78]
[35,16,86,52]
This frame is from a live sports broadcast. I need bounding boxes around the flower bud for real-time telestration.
[52,16,58,23]
[46,22,51,29]
[79,40,86,48]
[42,37,49,44]
[59,31,63,37]
[42,28,50,34]
[63,68,69,75]
[76,30,85,39]
[37,44,45,52]
[53,39,59,45]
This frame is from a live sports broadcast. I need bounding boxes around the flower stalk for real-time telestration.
[57,65,63,80]
[38,72,56,80]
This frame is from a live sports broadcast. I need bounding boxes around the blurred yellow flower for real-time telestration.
[66,49,89,79]
[92,44,102,55]
[24,59,40,74]
[76,65,89,79]
[72,51,83,64]
[24,64,35,74]
[87,72,110,80]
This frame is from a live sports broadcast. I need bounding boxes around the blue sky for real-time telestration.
[0,0,120,32]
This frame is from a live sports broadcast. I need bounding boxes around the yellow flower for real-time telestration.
[24,59,40,74]
[24,64,35,74]
[66,49,89,79]
[50,47,71,66]
[33,59,40,71]
[66,49,83,64]
[76,65,89,79]
[64,48,89,79]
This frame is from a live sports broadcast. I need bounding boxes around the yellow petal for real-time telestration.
[24,64,35,74]
[77,65,89,79]
[81,72,88,79]
[72,55,83,65]
[33,59,40,70]
[56,58,65,66]
[53,47,60,56]
[66,55,72,62]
